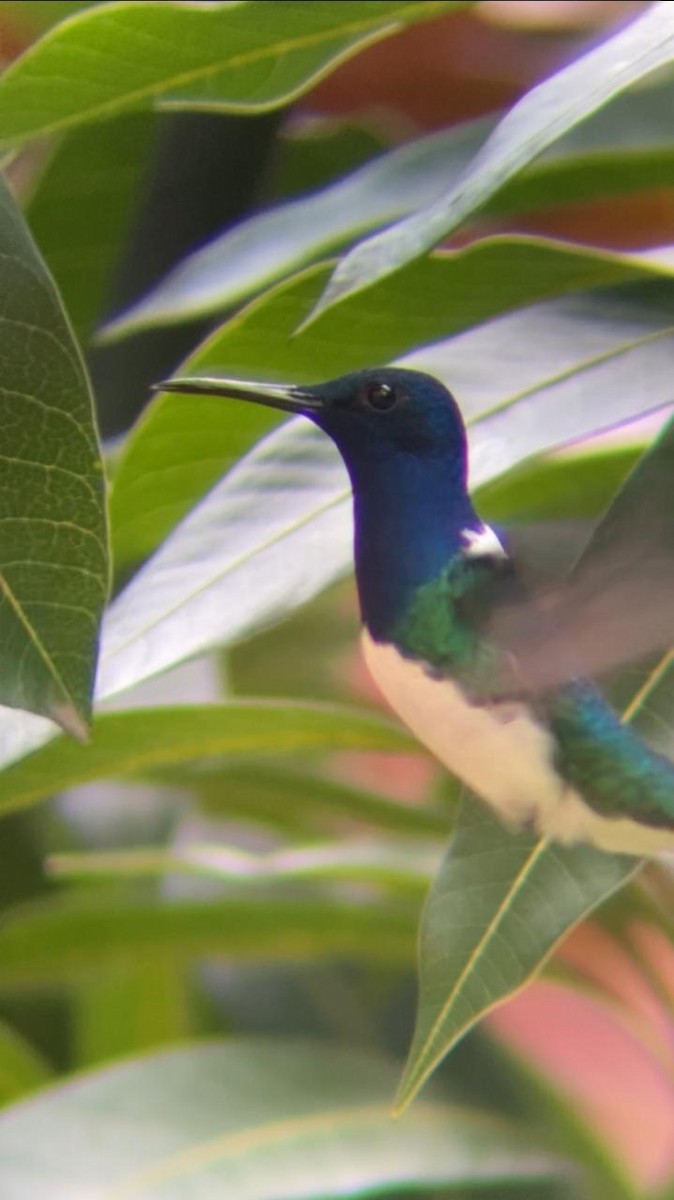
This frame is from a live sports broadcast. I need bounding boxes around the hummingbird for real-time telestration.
[157,368,674,856]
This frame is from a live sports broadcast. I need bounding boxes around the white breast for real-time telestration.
[361,630,674,856]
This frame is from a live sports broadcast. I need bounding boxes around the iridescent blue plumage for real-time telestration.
[157,366,674,853]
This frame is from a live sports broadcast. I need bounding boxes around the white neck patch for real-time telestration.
[461,524,507,559]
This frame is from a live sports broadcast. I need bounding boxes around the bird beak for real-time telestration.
[153,375,326,415]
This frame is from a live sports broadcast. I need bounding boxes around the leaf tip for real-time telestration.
[50,701,90,743]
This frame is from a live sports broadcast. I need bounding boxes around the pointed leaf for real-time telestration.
[103,119,491,336]
[0,701,411,817]
[0,174,107,731]
[0,0,461,149]
[0,1040,563,1199]
[312,3,674,319]
[395,801,638,1112]
[107,75,674,336]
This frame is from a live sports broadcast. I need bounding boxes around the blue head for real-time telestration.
[158,367,482,639]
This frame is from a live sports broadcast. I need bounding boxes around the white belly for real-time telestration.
[361,630,674,856]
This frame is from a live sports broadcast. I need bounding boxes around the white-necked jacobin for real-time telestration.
[158,368,674,856]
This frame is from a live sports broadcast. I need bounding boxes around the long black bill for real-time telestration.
[153,375,325,415]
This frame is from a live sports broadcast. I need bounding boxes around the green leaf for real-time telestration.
[0,1016,51,1106]
[478,447,639,526]
[0,895,417,987]
[395,801,638,1113]
[74,957,190,1068]
[312,3,674,319]
[490,78,674,221]
[103,119,490,337]
[0,0,461,149]
[0,701,411,817]
[105,420,353,696]
[110,250,674,570]
[25,114,155,340]
[182,762,449,838]
[0,1040,564,1198]
[0,174,108,733]
[106,76,674,336]
[49,837,439,891]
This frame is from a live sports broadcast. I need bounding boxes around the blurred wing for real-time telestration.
[486,535,674,695]
[488,413,674,694]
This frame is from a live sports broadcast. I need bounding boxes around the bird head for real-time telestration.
[156,367,468,477]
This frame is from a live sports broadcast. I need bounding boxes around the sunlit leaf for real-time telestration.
[312,4,674,319]
[0,0,461,149]
[0,701,411,817]
[0,175,108,733]
[107,76,674,336]
[103,119,490,337]
[0,1040,564,1198]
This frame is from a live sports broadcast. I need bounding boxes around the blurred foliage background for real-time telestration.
[0,2,673,1197]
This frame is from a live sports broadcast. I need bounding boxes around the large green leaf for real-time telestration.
[25,114,154,340]
[110,251,674,570]
[395,802,637,1112]
[0,0,460,149]
[0,174,107,733]
[106,77,674,336]
[0,1040,564,1199]
[0,702,411,817]
[312,3,674,319]
[0,895,417,987]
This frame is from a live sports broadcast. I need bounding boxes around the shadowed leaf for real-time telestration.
[0,175,107,732]
[312,4,674,319]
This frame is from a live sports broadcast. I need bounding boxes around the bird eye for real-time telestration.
[365,381,397,411]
